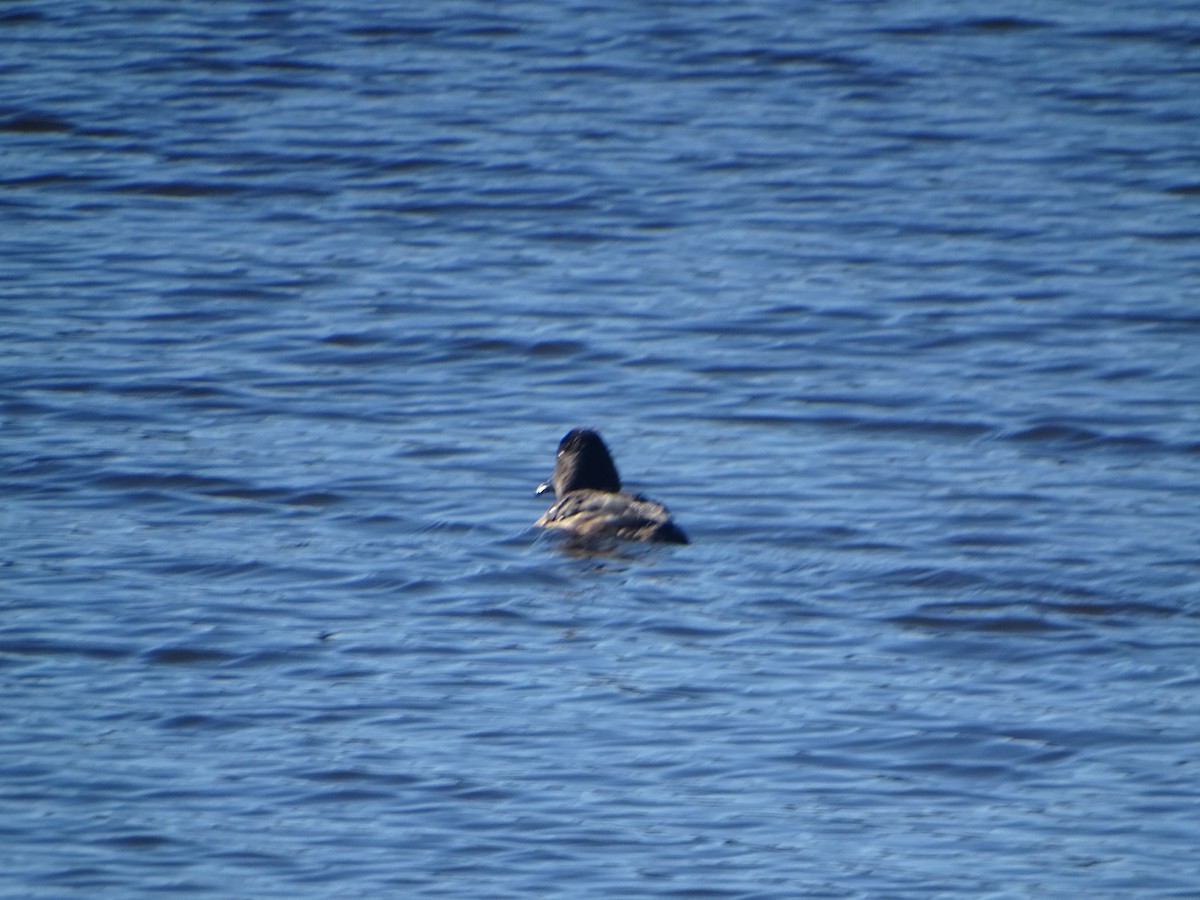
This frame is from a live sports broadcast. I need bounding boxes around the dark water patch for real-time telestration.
[1039,597,1178,620]
[0,172,103,190]
[1012,289,1072,303]
[143,646,238,666]
[397,442,480,460]
[95,834,177,850]
[25,379,103,394]
[1090,310,1200,330]
[321,331,389,348]
[1,396,54,416]
[1128,227,1200,244]
[300,768,422,787]
[3,453,113,493]
[880,16,1054,37]
[0,111,73,133]
[0,9,45,26]
[0,638,133,661]
[1002,423,1167,453]
[885,129,975,145]
[0,762,55,780]
[888,595,1084,638]
[344,22,441,40]
[529,339,588,358]
[111,180,258,199]
[113,180,328,200]
[160,713,246,731]
[964,16,1055,32]
[247,56,334,74]
[397,578,443,596]
[35,867,129,889]
[284,491,344,507]
[1097,365,1156,381]
[457,23,527,40]
[378,156,456,173]
[447,336,531,355]
[644,622,737,640]
[887,611,1073,635]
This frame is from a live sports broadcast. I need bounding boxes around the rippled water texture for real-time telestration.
[4,1,1200,896]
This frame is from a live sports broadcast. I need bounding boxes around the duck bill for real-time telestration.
[535,480,552,495]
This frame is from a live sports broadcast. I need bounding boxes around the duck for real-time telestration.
[534,428,689,544]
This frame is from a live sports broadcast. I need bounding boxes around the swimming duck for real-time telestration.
[534,428,689,544]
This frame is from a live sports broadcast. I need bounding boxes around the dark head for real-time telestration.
[536,428,622,498]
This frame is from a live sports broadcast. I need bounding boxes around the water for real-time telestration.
[3,1,1200,896]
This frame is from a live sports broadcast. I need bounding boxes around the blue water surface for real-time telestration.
[3,1,1199,896]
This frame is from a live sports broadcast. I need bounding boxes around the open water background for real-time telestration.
[3,1,1200,896]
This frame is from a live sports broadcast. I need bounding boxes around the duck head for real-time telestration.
[536,428,622,498]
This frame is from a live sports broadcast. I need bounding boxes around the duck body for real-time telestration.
[535,488,689,544]
[534,428,688,545]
